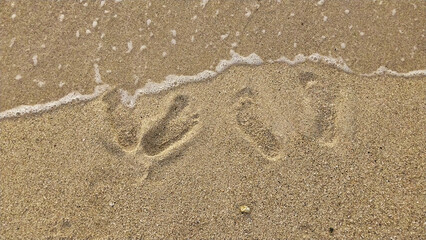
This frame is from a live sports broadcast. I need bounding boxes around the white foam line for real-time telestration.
[120,70,217,107]
[121,51,424,107]
[216,50,263,73]
[272,53,354,73]
[273,54,426,78]
[1,50,425,119]
[120,50,263,107]
[361,66,426,77]
[0,84,110,120]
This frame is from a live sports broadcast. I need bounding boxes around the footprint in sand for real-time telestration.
[117,126,139,150]
[102,88,141,152]
[140,95,200,156]
[298,71,338,146]
[235,88,281,160]
[101,91,200,157]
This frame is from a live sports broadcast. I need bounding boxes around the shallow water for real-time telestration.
[1,0,425,115]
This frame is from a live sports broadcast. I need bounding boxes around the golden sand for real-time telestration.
[1,1,425,239]
[1,63,425,238]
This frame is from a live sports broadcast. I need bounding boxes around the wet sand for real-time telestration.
[1,1,426,239]
[1,0,425,110]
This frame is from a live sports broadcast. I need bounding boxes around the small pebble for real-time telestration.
[240,205,250,214]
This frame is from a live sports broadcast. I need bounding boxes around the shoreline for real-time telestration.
[2,51,425,120]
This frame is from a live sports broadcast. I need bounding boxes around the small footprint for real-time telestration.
[298,71,316,88]
[102,87,141,152]
[140,95,200,156]
[117,126,139,149]
[298,72,337,145]
[235,88,281,160]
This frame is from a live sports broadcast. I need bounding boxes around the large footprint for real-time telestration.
[140,95,200,156]
[99,94,200,183]
[235,88,281,160]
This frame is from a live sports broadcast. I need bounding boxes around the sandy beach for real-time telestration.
[1,1,425,239]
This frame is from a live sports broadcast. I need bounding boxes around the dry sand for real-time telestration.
[1,1,426,239]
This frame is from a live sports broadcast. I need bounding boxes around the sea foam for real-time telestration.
[0,84,110,119]
[120,50,263,107]
[0,50,425,120]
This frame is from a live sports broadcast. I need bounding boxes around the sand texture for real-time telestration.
[1,1,425,239]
